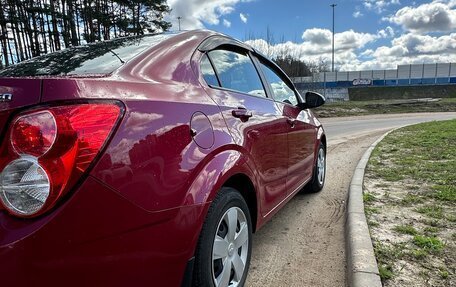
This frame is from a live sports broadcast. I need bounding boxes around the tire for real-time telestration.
[192,187,252,287]
[303,142,326,193]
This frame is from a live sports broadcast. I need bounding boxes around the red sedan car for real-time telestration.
[0,30,326,287]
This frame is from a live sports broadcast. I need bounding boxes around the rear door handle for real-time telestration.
[232,107,253,121]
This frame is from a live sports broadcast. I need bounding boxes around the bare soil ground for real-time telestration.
[245,114,456,287]
[364,179,455,287]
[245,131,386,287]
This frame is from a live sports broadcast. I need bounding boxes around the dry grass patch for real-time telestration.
[364,119,456,286]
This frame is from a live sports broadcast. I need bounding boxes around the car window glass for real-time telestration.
[201,54,220,87]
[0,33,174,77]
[208,49,266,97]
[260,62,298,105]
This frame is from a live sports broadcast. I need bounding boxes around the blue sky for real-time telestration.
[167,0,456,71]
[208,0,388,41]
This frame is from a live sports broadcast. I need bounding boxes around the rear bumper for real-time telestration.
[0,176,208,287]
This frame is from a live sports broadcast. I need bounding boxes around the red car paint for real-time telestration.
[0,30,325,286]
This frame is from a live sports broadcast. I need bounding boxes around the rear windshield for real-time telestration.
[0,33,175,77]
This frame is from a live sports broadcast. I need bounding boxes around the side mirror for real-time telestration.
[298,91,325,109]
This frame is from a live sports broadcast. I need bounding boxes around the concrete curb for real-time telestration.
[345,128,402,287]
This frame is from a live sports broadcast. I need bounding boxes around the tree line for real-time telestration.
[0,0,171,68]
[275,55,329,79]
[0,3,327,78]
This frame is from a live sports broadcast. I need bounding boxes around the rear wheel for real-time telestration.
[193,187,252,287]
[303,142,326,193]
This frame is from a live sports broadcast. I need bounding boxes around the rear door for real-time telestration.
[256,59,316,194]
[200,47,289,216]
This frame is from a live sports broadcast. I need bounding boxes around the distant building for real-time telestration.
[293,63,456,102]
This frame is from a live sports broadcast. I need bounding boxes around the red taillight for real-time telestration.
[11,111,57,157]
[0,103,122,217]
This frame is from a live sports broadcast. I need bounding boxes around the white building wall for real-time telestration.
[450,63,456,77]
[360,70,373,78]
[398,65,410,79]
[423,64,437,78]
[348,71,360,81]
[385,70,398,79]
[410,64,424,78]
[372,70,385,79]
[325,72,336,82]
[337,72,348,81]
[293,63,455,89]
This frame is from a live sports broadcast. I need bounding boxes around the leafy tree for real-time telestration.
[274,55,312,78]
[0,0,171,67]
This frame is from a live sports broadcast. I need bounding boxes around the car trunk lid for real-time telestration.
[0,78,42,136]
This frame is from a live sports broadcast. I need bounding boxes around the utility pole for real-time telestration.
[331,4,337,72]
[177,16,182,31]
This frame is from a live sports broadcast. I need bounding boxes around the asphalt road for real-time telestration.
[245,112,456,287]
[322,112,456,146]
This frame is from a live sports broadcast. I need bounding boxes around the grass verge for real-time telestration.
[313,98,456,117]
[364,119,456,286]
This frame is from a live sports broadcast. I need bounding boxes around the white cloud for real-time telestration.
[299,28,377,52]
[302,28,332,45]
[360,49,374,57]
[377,26,395,38]
[246,28,379,68]
[240,13,248,23]
[386,1,456,33]
[167,0,246,29]
[353,10,364,18]
[388,33,456,56]
[349,32,456,70]
[223,19,231,27]
[246,27,456,71]
[336,30,378,51]
[363,0,401,13]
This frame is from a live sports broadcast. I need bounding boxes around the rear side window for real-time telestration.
[260,61,298,105]
[201,54,220,87]
[0,33,175,77]
[208,50,266,97]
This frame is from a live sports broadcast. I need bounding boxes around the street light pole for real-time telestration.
[177,16,181,31]
[330,4,337,72]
